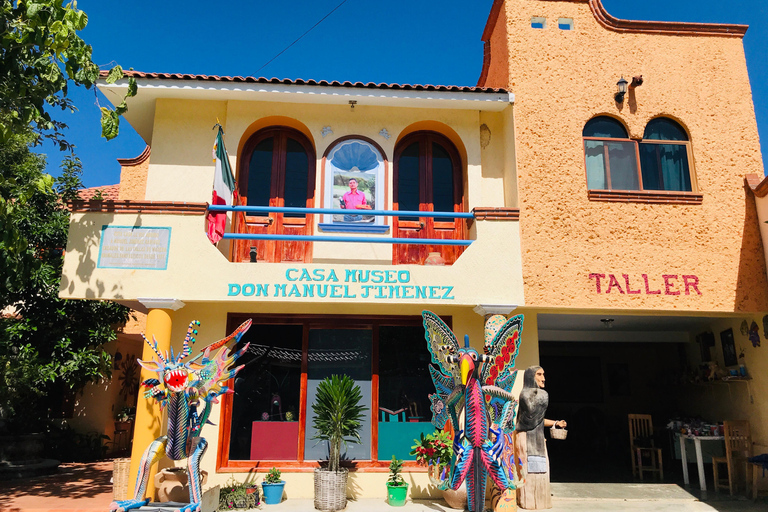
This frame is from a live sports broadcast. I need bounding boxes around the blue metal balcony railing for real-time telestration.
[207,205,474,246]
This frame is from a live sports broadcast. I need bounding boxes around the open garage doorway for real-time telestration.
[536,313,719,485]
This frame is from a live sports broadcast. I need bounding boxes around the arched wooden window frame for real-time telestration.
[392,131,466,265]
[232,126,317,263]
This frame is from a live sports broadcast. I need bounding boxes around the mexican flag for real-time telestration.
[206,126,237,244]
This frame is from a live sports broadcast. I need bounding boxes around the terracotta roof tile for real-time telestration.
[78,184,120,201]
[101,70,509,94]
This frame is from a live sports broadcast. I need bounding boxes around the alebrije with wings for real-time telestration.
[110,320,251,512]
[422,311,524,512]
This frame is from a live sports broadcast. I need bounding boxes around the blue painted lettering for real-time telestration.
[345,269,357,282]
[274,284,287,297]
[317,285,328,297]
[415,286,428,299]
[330,285,343,298]
[388,285,401,298]
[288,284,301,297]
[242,284,255,296]
[303,284,314,297]
[299,268,313,281]
[371,270,384,283]
[286,269,298,281]
[357,270,370,282]
[361,285,372,298]
[398,271,410,283]
[343,285,356,298]
[228,284,241,296]
[313,269,325,281]
[402,286,414,299]
[255,284,269,296]
[375,285,386,298]
[327,269,339,282]
[385,270,397,283]
[429,286,440,299]
[441,286,455,300]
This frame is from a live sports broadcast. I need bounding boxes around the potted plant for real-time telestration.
[114,406,135,432]
[386,456,408,506]
[261,467,285,505]
[311,374,367,511]
[411,430,466,509]
[219,476,259,510]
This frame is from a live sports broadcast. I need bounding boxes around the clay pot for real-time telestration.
[424,252,446,266]
[441,487,467,509]
[154,467,208,502]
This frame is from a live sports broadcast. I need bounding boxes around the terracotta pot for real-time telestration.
[154,467,208,502]
[424,251,446,266]
[441,487,467,509]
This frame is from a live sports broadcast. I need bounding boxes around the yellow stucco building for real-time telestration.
[62,0,768,503]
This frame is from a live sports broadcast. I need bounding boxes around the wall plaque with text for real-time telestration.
[97,226,171,270]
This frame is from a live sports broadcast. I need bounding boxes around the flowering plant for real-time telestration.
[410,429,453,467]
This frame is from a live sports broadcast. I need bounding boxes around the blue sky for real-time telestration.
[44,0,768,188]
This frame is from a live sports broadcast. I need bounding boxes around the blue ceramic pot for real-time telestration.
[261,481,285,505]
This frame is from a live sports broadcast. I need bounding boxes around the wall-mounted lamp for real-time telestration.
[600,318,615,329]
[615,77,628,103]
[349,100,357,111]
[249,246,258,263]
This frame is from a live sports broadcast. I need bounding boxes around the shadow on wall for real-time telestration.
[735,185,768,312]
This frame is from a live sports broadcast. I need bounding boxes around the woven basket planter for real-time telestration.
[313,467,348,511]
[112,458,131,500]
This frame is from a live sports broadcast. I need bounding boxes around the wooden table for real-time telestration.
[678,434,724,500]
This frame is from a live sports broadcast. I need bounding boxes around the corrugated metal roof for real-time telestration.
[102,70,509,94]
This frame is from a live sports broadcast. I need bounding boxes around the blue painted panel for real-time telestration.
[378,422,434,461]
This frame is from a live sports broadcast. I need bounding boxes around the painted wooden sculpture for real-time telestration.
[423,311,523,512]
[516,366,567,510]
[110,320,252,512]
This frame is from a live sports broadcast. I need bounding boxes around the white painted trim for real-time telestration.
[474,304,518,316]
[99,80,515,111]
[138,298,186,311]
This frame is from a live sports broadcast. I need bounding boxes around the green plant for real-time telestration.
[264,466,282,484]
[387,456,405,486]
[311,374,367,473]
[219,476,259,510]
[410,429,453,467]
[115,406,135,422]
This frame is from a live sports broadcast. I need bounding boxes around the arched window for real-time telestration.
[234,126,316,263]
[393,131,464,265]
[583,116,639,190]
[583,116,694,194]
[639,118,692,192]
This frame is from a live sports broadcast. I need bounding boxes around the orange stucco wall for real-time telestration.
[117,148,150,201]
[483,0,768,313]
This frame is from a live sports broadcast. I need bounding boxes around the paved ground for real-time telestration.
[0,460,765,512]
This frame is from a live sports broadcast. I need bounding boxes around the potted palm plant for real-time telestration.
[311,374,367,511]
[386,456,408,506]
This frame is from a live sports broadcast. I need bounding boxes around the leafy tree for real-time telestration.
[0,0,137,147]
[0,132,130,434]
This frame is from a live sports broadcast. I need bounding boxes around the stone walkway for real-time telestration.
[0,460,765,512]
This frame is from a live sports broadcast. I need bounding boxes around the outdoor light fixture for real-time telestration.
[615,76,628,103]
[601,318,615,329]
[349,100,357,111]
[249,246,258,263]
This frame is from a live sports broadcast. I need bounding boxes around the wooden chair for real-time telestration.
[628,414,663,480]
[712,420,753,496]
[379,407,407,422]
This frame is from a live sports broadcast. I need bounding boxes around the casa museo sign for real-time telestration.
[589,273,702,296]
[228,268,456,300]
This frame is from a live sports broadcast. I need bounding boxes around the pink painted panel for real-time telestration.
[250,422,299,460]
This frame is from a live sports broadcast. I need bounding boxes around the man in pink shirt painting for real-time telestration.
[341,178,371,222]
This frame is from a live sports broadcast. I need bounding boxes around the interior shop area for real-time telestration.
[536,313,761,486]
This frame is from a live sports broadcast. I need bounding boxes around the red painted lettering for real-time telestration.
[643,274,661,295]
[663,275,680,295]
[623,274,641,294]
[682,275,702,295]
[606,274,625,294]
[589,273,605,293]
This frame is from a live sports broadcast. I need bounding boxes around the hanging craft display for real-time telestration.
[110,320,252,512]
[422,311,523,512]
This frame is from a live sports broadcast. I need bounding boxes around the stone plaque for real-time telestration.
[97,226,171,270]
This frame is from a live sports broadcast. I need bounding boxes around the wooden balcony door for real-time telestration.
[233,127,315,263]
[393,132,465,265]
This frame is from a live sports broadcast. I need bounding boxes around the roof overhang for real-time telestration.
[98,78,515,144]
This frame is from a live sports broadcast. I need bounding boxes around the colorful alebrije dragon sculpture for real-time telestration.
[422,311,523,512]
[110,320,252,512]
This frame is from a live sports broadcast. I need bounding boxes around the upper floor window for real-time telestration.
[583,116,693,193]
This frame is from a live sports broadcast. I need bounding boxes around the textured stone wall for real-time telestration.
[117,146,150,201]
[483,0,768,313]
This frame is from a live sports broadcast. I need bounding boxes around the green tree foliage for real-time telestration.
[0,0,137,148]
[0,132,130,434]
